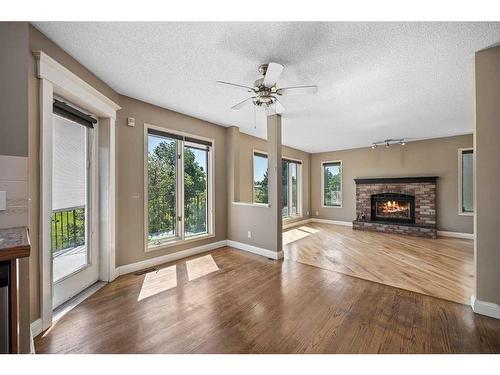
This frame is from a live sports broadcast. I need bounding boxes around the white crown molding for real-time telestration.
[116,240,228,276]
[227,240,283,260]
[471,295,500,319]
[32,50,121,118]
[437,230,474,240]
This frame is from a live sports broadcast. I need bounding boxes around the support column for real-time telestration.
[267,114,283,254]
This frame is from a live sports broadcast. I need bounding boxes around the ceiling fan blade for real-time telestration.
[274,99,285,114]
[263,62,284,87]
[217,81,254,92]
[267,99,286,115]
[231,97,255,110]
[276,85,318,96]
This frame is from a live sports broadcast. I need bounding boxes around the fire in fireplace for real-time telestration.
[371,193,415,224]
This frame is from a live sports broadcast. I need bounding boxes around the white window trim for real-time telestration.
[251,149,302,218]
[321,160,343,208]
[458,147,474,216]
[144,123,215,253]
[34,50,120,332]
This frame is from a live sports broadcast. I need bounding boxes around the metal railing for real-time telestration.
[51,206,85,253]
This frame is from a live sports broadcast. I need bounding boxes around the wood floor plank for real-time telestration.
[284,223,474,304]
[34,245,500,354]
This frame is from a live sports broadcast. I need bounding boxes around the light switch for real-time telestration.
[0,191,6,211]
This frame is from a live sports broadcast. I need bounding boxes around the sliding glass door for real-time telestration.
[52,100,99,309]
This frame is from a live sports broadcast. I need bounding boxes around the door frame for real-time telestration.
[34,51,120,331]
[51,114,99,309]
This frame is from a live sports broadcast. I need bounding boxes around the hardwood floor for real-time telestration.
[35,246,500,354]
[284,223,474,304]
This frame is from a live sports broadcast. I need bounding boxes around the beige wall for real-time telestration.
[0,22,31,353]
[237,132,311,223]
[115,95,227,266]
[474,45,500,305]
[27,24,119,323]
[227,117,283,253]
[311,134,474,234]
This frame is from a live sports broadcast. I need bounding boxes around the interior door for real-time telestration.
[51,102,99,309]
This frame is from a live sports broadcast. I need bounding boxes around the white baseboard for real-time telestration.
[227,240,283,260]
[283,218,312,229]
[471,295,500,319]
[117,240,228,276]
[437,230,474,240]
[311,218,353,227]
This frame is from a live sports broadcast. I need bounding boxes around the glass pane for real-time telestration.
[148,134,177,246]
[253,154,268,204]
[52,114,89,282]
[282,161,289,217]
[462,151,473,213]
[291,163,298,215]
[324,163,342,206]
[184,145,208,237]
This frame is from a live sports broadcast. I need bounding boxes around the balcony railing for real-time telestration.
[51,206,85,253]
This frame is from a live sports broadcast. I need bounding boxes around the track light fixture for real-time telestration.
[371,139,406,149]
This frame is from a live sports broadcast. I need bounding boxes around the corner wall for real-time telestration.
[310,134,474,234]
[474,45,500,306]
[115,95,228,266]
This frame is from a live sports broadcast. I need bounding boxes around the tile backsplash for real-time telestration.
[0,155,28,228]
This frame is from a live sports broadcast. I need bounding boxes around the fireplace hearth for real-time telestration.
[353,177,438,238]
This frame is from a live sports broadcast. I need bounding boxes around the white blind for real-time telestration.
[52,115,87,211]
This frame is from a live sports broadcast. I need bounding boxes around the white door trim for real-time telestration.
[34,50,120,331]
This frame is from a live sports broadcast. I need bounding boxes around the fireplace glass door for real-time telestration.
[371,193,415,224]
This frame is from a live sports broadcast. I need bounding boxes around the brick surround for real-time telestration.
[352,177,438,239]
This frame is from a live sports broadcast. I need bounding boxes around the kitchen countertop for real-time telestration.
[0,227,31,262]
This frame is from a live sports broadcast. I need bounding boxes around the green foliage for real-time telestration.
[51,207,85,253]
[254,169,268,204]
[147,139,208,242]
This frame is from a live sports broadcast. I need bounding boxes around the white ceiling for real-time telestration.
[33,22,500,153]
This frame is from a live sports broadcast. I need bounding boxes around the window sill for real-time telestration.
[233,201,270,208]
[458,212,474,217]
[322,205,343,208]
[145,233,215,253]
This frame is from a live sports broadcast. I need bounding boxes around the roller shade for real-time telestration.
[52,114,88,211]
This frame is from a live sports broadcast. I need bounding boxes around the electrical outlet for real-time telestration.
[315,211,319,216]
[247,231,252,238]
[307,211,309,216]
[0,191,5,211]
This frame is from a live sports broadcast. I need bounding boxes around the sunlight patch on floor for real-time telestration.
[283,227,314,245]
[186,254,219,281]
[138,265,177,301]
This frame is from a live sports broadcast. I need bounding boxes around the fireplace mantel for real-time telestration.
[354,176,438,184]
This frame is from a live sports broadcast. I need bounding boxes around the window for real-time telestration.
[252,151,302,218]
[253,152,269,204]
[459,148,473,215]
[146,126,213,250]
[322,161,342,207]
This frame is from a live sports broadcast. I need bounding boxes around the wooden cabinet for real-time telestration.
[0,227,30,354]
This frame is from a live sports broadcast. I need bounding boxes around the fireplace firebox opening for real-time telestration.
[371,193,415,224]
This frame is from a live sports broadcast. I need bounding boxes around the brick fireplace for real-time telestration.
[352,177,438,238]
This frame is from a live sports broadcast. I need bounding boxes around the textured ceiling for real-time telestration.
[33,22,500,153]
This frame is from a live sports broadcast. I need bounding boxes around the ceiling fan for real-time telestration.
[217,62,318,115]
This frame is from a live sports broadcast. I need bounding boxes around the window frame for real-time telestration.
[251,149,302,218]
[458,147,474,216]
[144,123,215,252]
[321,160,343,208]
